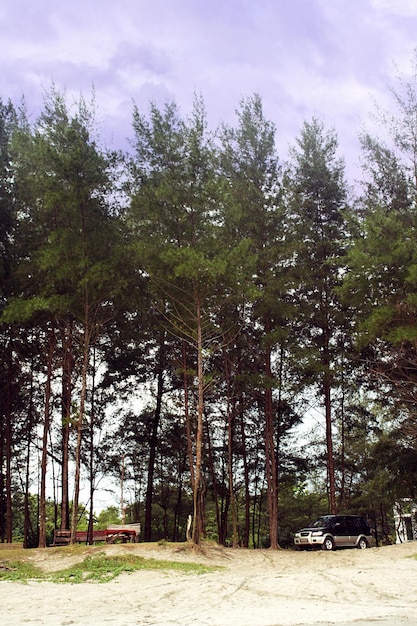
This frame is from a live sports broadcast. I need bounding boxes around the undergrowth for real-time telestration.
[0,552,222,584]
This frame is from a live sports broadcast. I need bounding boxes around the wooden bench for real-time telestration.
[52,530,71,546]
[52,529,107,545]
[75,530,107,544]
[52,523,141,546]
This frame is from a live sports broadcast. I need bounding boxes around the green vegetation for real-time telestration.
[0,560,43,582]
[0,551,221,584]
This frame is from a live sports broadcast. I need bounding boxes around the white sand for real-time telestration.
[1,541,417,625]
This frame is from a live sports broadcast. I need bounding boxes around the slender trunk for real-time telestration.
[173,473,183,542]
[144,333,165,541]
[24,363,34,548]
[39,328,55,548]
[251,466,259,549]
[339,358,346,510]
[1,329,18,543]
[87,346,97,544]
[120,454,126,524]
[323,323,336,514]
[225,354,238,548]
[273,343,285,537]
[60,320,73,531]
[325,371,336,514]
[205,419,222,541]
[61,423,70,530]
[239,398,250,548]
[71,196,91,543]
[5,337,13,543]
[264,322,279,549]
[182,341,195,488]
[0,377,4,542]
[182,339,196,543]
[192,296,204,545]
[70,322,90,544]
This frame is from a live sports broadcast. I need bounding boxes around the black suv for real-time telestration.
[294,515,372,550]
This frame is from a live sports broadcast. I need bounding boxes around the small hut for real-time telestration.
[393,500,417,543]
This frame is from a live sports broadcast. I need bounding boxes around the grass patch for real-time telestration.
[0,552,222,584]
[0,560,44,582]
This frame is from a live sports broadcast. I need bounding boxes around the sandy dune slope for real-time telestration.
[1,540,417,626]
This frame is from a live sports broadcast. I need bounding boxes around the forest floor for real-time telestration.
[1,539,417,625]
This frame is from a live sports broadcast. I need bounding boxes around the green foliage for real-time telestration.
[4,68,417,554]
[95,507,122,529]
[0,560,44,582]
[0,552,221,583]
[278,485,329,547]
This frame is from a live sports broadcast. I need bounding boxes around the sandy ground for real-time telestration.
[1,541,417,626]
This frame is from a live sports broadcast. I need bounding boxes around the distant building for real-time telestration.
[393,500,417,543]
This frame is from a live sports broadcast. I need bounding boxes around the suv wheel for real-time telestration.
[322,536,335,551]
[357,537,368,549]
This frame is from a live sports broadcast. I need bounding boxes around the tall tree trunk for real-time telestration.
[239,397,250,548]
[192,296,205,545]
[60,320,73,531]
[173,474,183,542]
[0,389,4,542]
[225,354,238,548]
[264,324,279,549]
[39,328,55,548]
[205,420,222,542]
[324,369,336,514]
[144,333,165,541]
[87,346,97,545]
[339,376,346,511]
[70,321,90,544]
[5,336,13,543]
[182,339,196,543]
[24,361,35,548]
[0,332,14,542]
[182,340,195,488]
[323,324,336,514]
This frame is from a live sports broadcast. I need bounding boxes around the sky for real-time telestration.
[2,0,417,184]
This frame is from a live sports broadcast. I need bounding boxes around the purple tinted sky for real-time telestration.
[2,0,417,180]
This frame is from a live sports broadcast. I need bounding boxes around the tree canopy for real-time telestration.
[2,62,417,549]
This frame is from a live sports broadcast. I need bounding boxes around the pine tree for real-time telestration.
[129,97,243,544]
[219,94,290,548]
[5,87,125,544]
[343,57,417,446]
[288,118,348,514]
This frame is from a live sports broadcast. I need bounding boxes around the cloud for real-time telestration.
[370,0,417,16]
[1,0,416,176]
